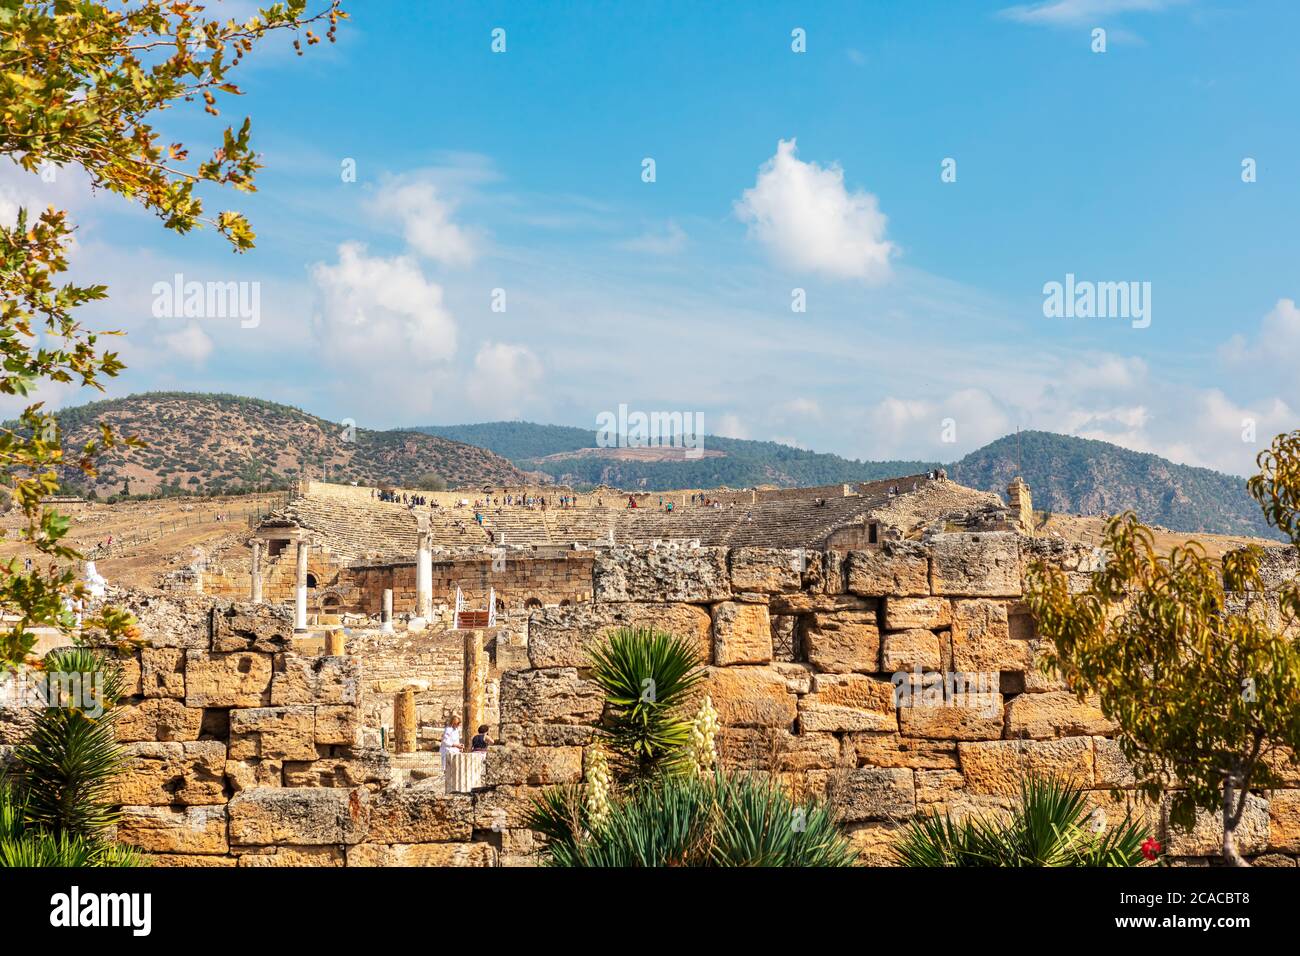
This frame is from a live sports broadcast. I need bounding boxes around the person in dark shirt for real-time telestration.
[470,725,492,752]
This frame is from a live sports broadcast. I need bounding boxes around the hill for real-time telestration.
[45,393,526,497]
[416,420,1277,539]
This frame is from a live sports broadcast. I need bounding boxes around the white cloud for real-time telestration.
[998,0,1185,25]
[713,413,750,440]
[161,323,215,365]
[310,242,457,384]
[867,389,1012,458]
[466,342,543,418]
[1221,298,1300,367]
[735,139,895,283]
[370,179,478,267]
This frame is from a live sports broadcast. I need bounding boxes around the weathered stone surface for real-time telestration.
[957,738,1094,796]
[846,732,959,770]
[482,745,583,787]
[1163,793,1269,857]
[228,787,369,846]
[1004,691,1115,739]
[593,546,730,603]
[703,666,797,728]
[315,704,359,746]
[729,548,803,593]
[282,751,392,789]
[229,706,319,761]
[367,787,473,843]
[950,599,1029,672]
[184,650,272,708]
[141,647,185,699]
[769,592,873,616]
[117,805,228,855]
[1093,736,1136,788]
[898,694,1004,740]
[798,674,896,733]
[527,602,711,668]
[146,853,237,867]
[226,758,283,792]
[499,667,602,747]
[211,601,294,653]
[803,610,881,674]
[115,698,204,742]
[115,650,142,697]
[829,767,916,822]
[1267,789,1300,852]
[883,597,951,631]
[109,740,227,806]
[238,846,345,866]
[473,785,543,831]
[1023,639,1068,692]
[846,548,930,597]
[271,654,358,706]
[712,602,773,665]
[844,822,904,866]
[112,591,210,648]
[929,532,1021,597]
[347,842,497,867]
[881,629,942,672]
[716,727,841,772]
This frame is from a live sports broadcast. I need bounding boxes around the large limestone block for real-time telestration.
[473,785,544,832]
[829,767,916,822]
[957,737,1094,796]
[712,602,773,665]
[1004,691,1115,740]
[499,668,603,746]
[109,740,227,806]
[184,650,272,708]
[1163,793,1269,857]
[146,853,236,867]
[112,592,211,648]
[898,694,1004,740]
[729,548,803,593]
[347,842,497,867]
[282,751,392,789]
[1092,736,1137,788]
[117,805,229,855]
[846,548,930,597]
[115,698,204,743]
[950,599,1030,672]
[846,732,959,770]
[798,674,896,733]
[314,705,359,746]
[1267,790,1300,852]
[883,597,951,631]
[527,602,711,668]
[803,610,881,674]
[270,654,358,706]
[703,666,797,729]
[845,822,905,866]
[881,629,942,672]
[482,745,583,787]
[929,533,1021,597]
[593,547,731,603]
[141,647,185,699]
[211,601,294,653]
[770,592,874,615]
[238,846,345,867]
[228,787,370,846]
[366,787,473,843]
[715,727,841,772]
[229,706,319,761]
[226,758,284,792]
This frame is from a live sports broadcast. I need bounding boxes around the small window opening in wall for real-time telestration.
[868,522,879,545]
[306,573,318,588]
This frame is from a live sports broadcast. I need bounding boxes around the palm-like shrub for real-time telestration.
[587,627,704,781]
[0,783,140,867]
[526,770,857,867]
[892,775,1149,867]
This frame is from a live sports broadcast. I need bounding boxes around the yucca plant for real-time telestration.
[13,646,127,839]
[0,782,140,868]
[587,627,705,781]
[526,770,857,867]
[893,774,1149,867]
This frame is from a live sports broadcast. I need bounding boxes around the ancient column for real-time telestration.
[415,520,433,619]
[382,588,395,633]
[392,687,416,754]
[324,630,345,656]
[463,629,487,750]
[250,539,263,603]
[294,539,309,634]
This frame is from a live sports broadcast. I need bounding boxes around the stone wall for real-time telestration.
[73,536,1300,866]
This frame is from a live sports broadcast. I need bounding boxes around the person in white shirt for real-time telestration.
[440,714,463,773]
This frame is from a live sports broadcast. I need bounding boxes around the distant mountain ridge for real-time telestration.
[417,421,1278,539]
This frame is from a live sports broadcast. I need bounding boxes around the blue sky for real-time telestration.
[4,0,1299,475]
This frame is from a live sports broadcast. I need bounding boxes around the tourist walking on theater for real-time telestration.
[440,714,462,772]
